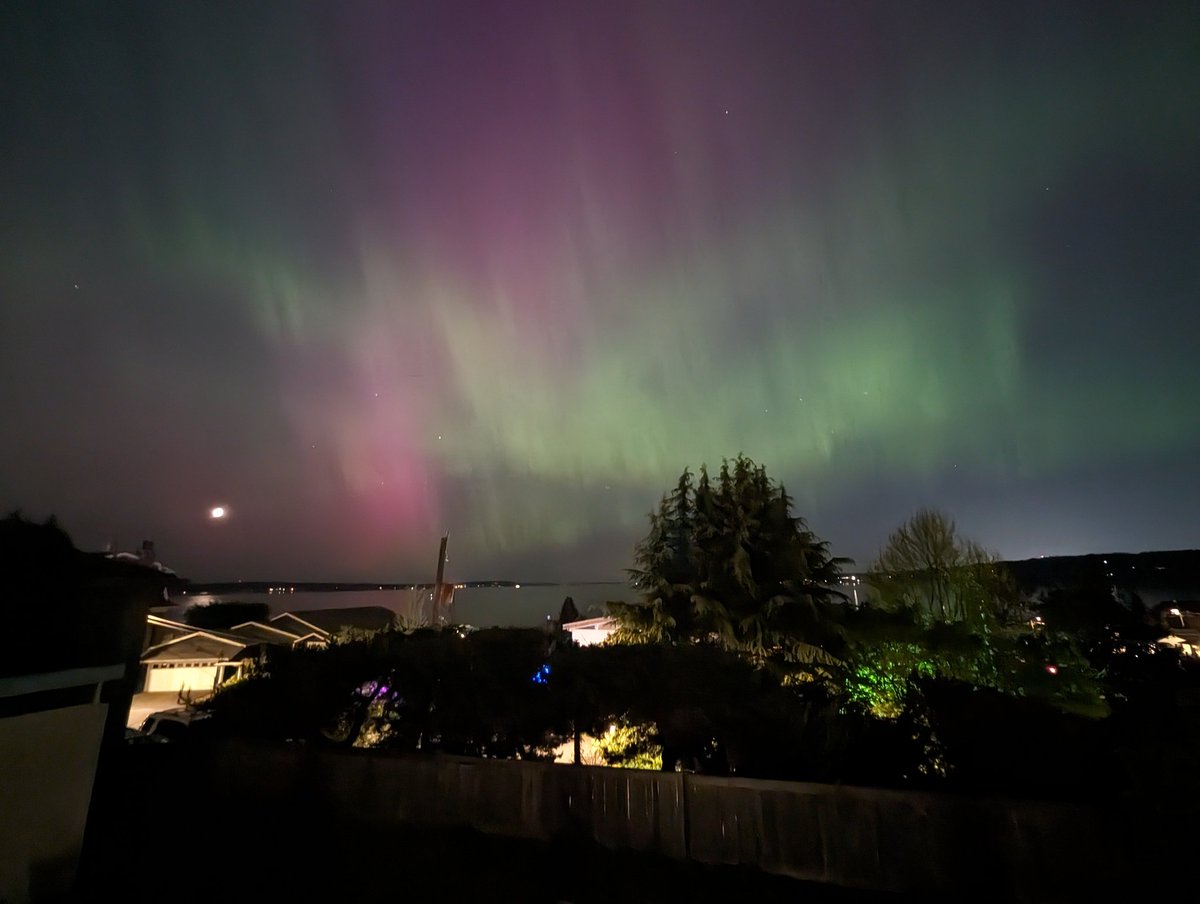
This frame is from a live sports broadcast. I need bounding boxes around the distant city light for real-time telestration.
[210,506,227,519]
[1045,665,1059,675]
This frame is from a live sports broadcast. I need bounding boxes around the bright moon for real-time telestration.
[210,506,227,519]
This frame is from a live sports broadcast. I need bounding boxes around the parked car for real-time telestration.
[124,726,167,745]
[138,708,211,741]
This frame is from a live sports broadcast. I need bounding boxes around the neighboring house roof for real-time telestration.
[109,551,178,575]
[228,621,307,644]
[268,613,324,636]
[142,632,248,663]
[147,614,248,645]
[269,607,394,635]
[141,606,393,664]
[291,632,328,646]
[147,614,192,632]
[563,616,615,630]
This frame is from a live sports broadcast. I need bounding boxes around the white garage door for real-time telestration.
[145,664,220,693]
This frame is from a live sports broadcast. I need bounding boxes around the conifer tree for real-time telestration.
[612,455,846,678]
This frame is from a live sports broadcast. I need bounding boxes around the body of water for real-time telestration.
[167,583,635,627]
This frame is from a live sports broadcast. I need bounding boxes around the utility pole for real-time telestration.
[432,533,453,625]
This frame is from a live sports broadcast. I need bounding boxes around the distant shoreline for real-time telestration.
[184,580,628,594]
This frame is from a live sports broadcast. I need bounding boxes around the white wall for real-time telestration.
[0,703,108,904]
[566,619,615,646]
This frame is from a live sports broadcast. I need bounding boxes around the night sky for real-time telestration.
[2,1,1197,583]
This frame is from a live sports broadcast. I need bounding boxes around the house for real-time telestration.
[562,616,617,647]
[108,539,177,576]
[1154,601,1200,658]
[139,607,395,694]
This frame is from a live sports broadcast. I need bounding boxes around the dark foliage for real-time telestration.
[558,596,580,624]
[205,627,569,759]
[200,618,1200,801]
[184,600,270,630]
[203,628,926,787]
[1,512,165,677]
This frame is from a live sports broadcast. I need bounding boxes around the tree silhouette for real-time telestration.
[856,509,1107,719]
[870,508,1016,628]
[185,600,269,630]
[612,455,846,679]
[558,596,580,625]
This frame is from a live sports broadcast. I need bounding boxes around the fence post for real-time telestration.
[680,771,691,862]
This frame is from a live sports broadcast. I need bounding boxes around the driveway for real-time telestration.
[126,692,191,728]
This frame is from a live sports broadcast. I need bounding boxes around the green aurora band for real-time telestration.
[2,2,1197,580]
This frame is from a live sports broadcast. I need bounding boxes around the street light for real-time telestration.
[842,574,861,607]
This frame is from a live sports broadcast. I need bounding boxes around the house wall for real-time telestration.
[0,703,109,904]
[565,619,615,646]
[144,663,219,693]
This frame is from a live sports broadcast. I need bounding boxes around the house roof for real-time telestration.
[141,606,393,663]
[269,607,394,635]
[267,613,326,636]
[563,616,615,630]
[109,551,178,575]
[142,632,247,663]
[292,632,328,646]
[229,621,307,644]
[147,613,248,645]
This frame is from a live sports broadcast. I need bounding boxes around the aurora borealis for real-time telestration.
[2,1,1198,584]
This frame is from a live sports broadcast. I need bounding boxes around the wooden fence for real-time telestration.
[201,741,1130,899]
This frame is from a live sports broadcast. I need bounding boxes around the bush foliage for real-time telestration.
[200,462,1200,802]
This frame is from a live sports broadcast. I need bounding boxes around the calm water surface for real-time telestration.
[168,583,635,627]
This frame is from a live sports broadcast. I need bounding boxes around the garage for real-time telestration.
[141,633,247,694]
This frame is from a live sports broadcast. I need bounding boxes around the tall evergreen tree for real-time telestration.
[612,456,846,678]
[622,469,697,643]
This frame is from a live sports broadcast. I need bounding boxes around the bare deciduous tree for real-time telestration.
[871,509,1015,626]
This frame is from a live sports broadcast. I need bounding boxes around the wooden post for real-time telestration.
[432,534,451,624]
